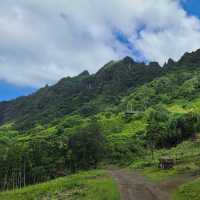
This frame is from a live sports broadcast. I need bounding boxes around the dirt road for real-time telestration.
[111,170,170,200]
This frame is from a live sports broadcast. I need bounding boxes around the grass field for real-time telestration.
[0,170,120,200]
[130,140,200,182]
[173,178,200,200]
[129,138,200,199]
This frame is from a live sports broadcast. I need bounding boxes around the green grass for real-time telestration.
[166,104,188,114]
[141,167,178,182]
[166,97,200,114]
[173,178,200,200]
[0,170,120,200]
[121,119,146,136]
[140,162,200,182]
[130,140,200,182]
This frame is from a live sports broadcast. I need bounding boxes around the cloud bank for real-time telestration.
[0,0,200,86]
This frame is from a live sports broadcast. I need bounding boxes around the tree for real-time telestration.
[176,112,200,140]
[146,105,170,152]
[68,119,105,172]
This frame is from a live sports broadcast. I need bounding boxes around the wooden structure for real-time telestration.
[126,104,134,114]
[159,157,175,169]
[124,103,142,117]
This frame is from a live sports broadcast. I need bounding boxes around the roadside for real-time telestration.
[111,170,169,200]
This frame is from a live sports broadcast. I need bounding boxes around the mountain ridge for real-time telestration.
[1,49,200,130]
[0,56,162,129]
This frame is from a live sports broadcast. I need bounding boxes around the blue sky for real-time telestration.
[0,81,35,101]
[182,0,200,18]
[1,0,200,101]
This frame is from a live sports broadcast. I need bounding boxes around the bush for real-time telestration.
[68,119,106,172]
[146,106,200,149]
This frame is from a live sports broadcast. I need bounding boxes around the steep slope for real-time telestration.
[121,68,200,112]
[2,49,200,131]
[0,57,161,130]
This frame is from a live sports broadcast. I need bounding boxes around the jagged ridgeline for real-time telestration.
[0,56,162,130]
[1,49,200,131]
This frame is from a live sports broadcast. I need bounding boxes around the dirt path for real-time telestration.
[111,170,170,200]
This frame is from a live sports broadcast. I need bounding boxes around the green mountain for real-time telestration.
[0,56,161,130]
[2,49,200,132]
[1,49,200,193]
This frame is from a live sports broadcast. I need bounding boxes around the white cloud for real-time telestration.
[0,0,200,86]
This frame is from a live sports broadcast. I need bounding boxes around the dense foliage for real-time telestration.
[0,120,105,190]
[146,106,200,148]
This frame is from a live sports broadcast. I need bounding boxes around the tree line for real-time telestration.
[0,120,105,191]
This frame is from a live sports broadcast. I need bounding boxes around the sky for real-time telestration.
[0,0,200,101]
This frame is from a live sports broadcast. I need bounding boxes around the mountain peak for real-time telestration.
[148,61,160,68]
[178,48,200,67]
[122,56,135,64]
[167,58,175,65]
[78,70,90,77]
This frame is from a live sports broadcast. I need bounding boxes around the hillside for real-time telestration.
[1,49,200,131]
[0,56,161,130]
[0,170,119,200]
[1,49,200,199]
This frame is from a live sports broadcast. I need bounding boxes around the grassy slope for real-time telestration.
[0,170,120,200]
[129,137,200,199]
[131,140,200,181]
[173,178,200,200]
